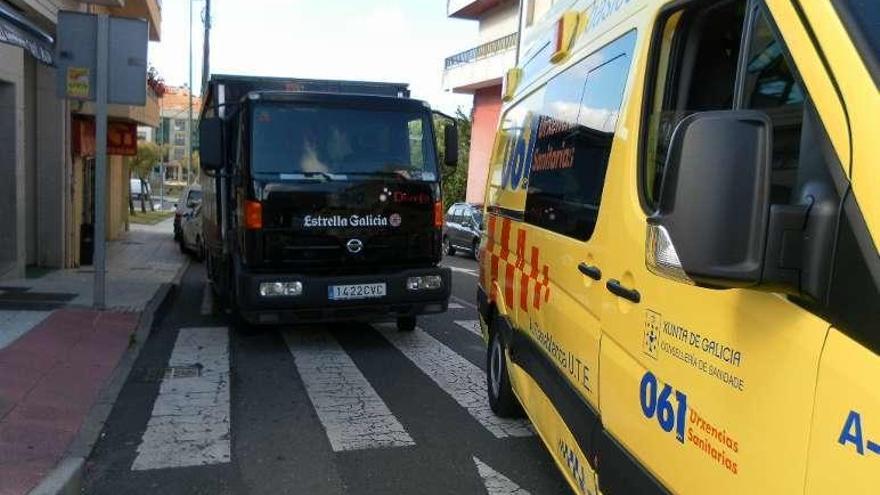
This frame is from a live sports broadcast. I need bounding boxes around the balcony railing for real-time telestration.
[444,32,518,70]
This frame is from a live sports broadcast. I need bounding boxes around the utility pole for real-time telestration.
[187,0,194,185]
[202,0,211,92]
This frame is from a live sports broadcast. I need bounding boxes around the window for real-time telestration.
[523,31,636,241]
[174,119,186,132]
[251,104,436,179]
[452,205,464,223]
[642,1,808,210]
[174,131,186,146]
[742,9,806,204]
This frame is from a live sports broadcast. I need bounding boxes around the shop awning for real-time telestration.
[0,3,53,65]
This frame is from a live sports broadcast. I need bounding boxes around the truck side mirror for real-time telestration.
[199,117,224,171]
[646,110,773,288]
[444,124,459,168]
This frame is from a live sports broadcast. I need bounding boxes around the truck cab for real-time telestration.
[198,75,457,330]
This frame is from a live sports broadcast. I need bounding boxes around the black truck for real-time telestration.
[198,75,458,331]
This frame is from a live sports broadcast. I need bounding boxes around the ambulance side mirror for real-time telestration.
[199,117,224,172]
[646,111,773,288]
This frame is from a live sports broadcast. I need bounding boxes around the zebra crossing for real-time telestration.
[83,260,571,494]
[128,311,528,469]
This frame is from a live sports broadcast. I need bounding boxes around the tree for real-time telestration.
[129,141,164,213]
[434,108,472,209]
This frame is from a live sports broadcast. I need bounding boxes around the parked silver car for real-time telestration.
[179,203,204,260]
[173,184,202,241]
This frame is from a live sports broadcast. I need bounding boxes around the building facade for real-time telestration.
[155,85,201,185]
[0,0,161,279]
[442,0,557,204]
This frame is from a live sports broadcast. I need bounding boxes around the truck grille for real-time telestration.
[262,232,432,270]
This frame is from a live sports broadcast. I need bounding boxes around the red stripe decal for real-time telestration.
[519,273,530,311]
[504,263,515,309]
[500,218,511,262]
[515,229,526,269]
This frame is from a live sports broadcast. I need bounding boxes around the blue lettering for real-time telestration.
[839,410,865,455]
[868,441,880,455]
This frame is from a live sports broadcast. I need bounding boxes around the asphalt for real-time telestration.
[81,253,570,494]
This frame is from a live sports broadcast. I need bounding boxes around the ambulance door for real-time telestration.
[513,31,638,492]
[596,2,844,493]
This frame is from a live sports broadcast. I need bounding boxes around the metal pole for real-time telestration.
[202,0,211,92]
[94,13,109,309]
[187,0,193,185]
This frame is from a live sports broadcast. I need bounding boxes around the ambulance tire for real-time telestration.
[487,327,522,417]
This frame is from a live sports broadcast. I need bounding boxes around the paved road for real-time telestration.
[83,253,569,494]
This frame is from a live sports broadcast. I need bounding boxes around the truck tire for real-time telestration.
[443,236,456,256]
[487,326,522,417]
[396,316,416,332]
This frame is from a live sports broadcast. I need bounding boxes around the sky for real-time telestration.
[148,0,479,114]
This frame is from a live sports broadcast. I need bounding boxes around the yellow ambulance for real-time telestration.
[476,0,879,493]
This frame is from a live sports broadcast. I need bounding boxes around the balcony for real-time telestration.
[76,85,161,128]
[109,0,162,41]
[447,0,506,19]
[442,32,518,93]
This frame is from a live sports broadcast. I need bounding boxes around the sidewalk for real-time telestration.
[0,219,187,495]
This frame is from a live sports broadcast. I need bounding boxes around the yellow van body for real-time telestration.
[476,1,879,493]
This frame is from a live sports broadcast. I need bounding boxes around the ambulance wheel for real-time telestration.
[443,236,456,256]
[487,326,521,417]
[396,316,416,332]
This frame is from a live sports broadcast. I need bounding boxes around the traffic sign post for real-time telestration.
[56,11,148,309]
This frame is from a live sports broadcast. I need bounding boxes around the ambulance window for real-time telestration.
[641,1,747,211]
[524,31,636,241]
[741,8,806,204]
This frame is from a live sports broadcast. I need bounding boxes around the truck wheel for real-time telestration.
[396,316,416,332]
[487,326,522,417]
[443,236,456,256]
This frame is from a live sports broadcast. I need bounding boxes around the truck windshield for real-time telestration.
[251,103,438,180]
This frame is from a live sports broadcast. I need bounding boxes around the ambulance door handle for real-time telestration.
[606,279,641,303]
[577,262,602,281]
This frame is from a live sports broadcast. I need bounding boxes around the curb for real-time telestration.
[28,276,181,495]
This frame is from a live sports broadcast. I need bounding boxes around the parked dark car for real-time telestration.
[442,202,483,260]
[173,185,202,241]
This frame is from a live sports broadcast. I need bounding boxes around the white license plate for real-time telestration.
[327,283,387,301]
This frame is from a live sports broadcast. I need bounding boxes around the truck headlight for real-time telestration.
[407,275,443,291]
[259,281,303,297]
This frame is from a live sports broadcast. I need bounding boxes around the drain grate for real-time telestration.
[134,365,202,382]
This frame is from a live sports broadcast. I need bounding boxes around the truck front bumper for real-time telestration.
[237,266,451,325]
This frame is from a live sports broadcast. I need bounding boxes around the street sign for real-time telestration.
[56,11,148,309]
[56,12,148,105]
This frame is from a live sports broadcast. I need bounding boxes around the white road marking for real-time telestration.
[284,329,415,452]
[455,320,482,337]
[376,324,532,438]
[448,302,465,309]
[473,456,531,495]
[449,266,479,277]
[132,327,231,471]
[451,295,478,310]
[200,283,213,316]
